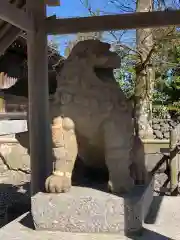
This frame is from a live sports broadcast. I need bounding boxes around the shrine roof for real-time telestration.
[0,1,26,51]
[0,2,63,94]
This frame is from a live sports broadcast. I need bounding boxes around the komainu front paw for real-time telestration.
[45,171,72,193]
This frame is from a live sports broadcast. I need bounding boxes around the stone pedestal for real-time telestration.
[31,178,154,236]
[0,120,27,135]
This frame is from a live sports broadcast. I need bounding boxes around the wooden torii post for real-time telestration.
[0,0,180,196]
[26,0,52,195]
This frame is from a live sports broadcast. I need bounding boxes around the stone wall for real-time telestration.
[152,117,180,140]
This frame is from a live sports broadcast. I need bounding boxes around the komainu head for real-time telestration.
[67,40,121,70]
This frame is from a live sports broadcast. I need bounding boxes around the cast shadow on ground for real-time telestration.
[129,228,176,240]
[0,182,30,225]
[145,196,164,225]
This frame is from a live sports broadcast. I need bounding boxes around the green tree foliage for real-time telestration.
[114,32,180,120]
[153,44,180,117]
[154,45,180,100]
[113,46,136,98]
[63,0,180,121]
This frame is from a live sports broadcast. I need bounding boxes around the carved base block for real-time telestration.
[0,120,27,135]
[31,178,154,236]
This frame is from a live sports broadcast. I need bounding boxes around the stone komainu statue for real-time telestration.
[45,40,148,194]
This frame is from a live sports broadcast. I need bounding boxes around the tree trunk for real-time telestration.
[135,0,155,139]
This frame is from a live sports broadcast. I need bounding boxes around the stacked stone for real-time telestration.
[152,117,180,139]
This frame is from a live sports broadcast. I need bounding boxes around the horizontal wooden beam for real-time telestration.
[45,0,60,6]
[0,0,34,32]
[45,10,180,35]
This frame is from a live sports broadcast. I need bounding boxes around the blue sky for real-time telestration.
[47,0,87,19]
[46,0,136,56]
[46,0,176,56]
[46,0,126,19]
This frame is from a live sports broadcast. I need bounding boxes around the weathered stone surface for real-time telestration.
[153,130,163,139]
[15,40,147,195]
[152,118,159,124]
[164,132,170,139]
[161,123,169,129]
[45,116,78,193]
[3,144,30,172]
[152,118,180,139]
[50,40,147,193]
[169,121,176,127]
[152,124,160,130]
[0,120,27,135]
[32,178,154,235]
[3,194,180,240]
